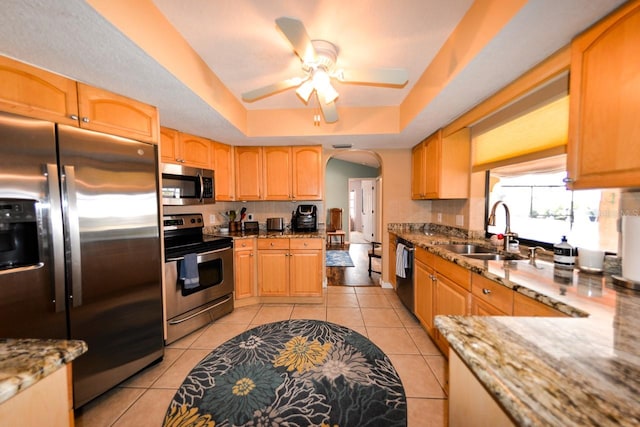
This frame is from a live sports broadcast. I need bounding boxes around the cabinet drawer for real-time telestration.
[234,238,255,251]
[289,238,323,250]
[472,275,513,315]
[513,292,568,317]
[434,257,471,291]
[415,247,434,266]
[257,238,289,250]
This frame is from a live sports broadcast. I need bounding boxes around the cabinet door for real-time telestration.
[235,146,262,200]
[234,243,255,300]
[434,274,470,355]
[292,146,323,200]
[568,1,640,189]
[76,83,159,143]
[290,250,323,296]
[388,233,397,286]
[160,127,180,163]
[179,132,211,169]
[263,146,292,200]
[471,296,507,316]
[289,238,323,296]
[423,131,441,199]
[414,257,435,336]
[212,141,234,201]
[411,143,426,199]
[257,249,289,296]
[0,56,78,125]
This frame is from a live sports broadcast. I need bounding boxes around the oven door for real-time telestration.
[164,246,233,319]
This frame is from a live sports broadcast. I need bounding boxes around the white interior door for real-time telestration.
[361,179,375,241]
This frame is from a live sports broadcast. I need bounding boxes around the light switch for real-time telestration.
[437,213,442,223]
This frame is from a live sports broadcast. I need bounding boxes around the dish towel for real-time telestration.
[396,243,408,278]
[180,253,200,290]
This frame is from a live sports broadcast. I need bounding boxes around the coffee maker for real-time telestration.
[292,205,317,231]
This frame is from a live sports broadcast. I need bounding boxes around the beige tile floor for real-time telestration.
[74,286,448,427]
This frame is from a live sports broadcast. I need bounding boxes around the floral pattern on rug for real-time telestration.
[163,319,407,427]
[326,250,355,267]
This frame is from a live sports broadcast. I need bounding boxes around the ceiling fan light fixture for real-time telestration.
[295,80,314,103]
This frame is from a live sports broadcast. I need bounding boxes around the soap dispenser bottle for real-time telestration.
[553,235,576,270]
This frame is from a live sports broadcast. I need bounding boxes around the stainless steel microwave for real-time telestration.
[161,164,215,205]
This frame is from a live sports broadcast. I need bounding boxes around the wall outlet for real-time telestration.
[209,214,216,224]
[437,213,443,223]
[247,213,254,221]
[456,214,464,226]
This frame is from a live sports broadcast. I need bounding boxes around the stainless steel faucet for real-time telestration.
[488,201,518,252]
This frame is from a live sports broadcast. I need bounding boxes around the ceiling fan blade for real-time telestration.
[320,100,338,123]
[275,17,316,63]
[335,68,408,86]
[241,77,306,102]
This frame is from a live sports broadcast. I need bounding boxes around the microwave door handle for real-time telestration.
[198,173,204,203]
[46,164,66,313]
[62,165,83,307]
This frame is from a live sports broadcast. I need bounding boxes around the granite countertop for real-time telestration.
[390,229,640,426]
[210,228,325,240]
[0,339,87,405]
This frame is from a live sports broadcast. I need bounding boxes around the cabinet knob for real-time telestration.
[241,243,246,247]
[70,114,78,120]
[270,242,274,246]
[303,242,308,246]
[562,177,574,184]
[250,252,253,256]
[482,288,491,295]
[82,117,90,123]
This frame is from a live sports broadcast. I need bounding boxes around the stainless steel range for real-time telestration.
[163,213,234,344]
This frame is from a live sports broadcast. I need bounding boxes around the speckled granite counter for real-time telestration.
[389,229,639,426]
[209,229,325,240]
[0,339,87,405]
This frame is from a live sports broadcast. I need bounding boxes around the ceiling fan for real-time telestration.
[241,17,409,123]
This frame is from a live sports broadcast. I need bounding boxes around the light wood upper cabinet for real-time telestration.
[76,83,159,143]
[235,146,262,200]
[160,127,180,164]
[261,145,323,201]
[160,127,212,168]
[292,146,323,200]
[212,141,234,201]
[0,56,159,143]
[0,56,79,125]
[263,146,292,200]
[177,132,211,169]
[567,0,640,189]
[411,128,470,199]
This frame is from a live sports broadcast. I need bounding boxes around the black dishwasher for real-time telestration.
[395,237,415,312]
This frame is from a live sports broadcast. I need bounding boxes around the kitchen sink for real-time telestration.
[462,253,524,261]
[435,244,496,254]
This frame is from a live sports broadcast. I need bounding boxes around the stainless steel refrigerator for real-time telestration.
[0,111,163,407]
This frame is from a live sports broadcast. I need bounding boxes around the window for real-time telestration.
[487,155,619,253]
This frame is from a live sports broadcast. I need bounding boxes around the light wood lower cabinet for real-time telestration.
[234,239,256,300]
[434,273,471,354]
[471,274,513,315]
[0,364,74,427]
[388,233,397,287]
[257,238,323,297]
[449,351,515,427]
[513,292,568,317]
[414,247,436,336]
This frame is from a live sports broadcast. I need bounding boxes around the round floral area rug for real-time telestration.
[163,319,407,427]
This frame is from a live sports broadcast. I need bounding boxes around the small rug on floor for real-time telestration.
[326,250,355,267]
[163,319,407,427]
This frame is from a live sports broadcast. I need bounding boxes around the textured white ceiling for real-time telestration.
[0,0,627,163]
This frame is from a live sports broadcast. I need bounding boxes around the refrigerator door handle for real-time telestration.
[47,163,66,313]
[62,165,83,307]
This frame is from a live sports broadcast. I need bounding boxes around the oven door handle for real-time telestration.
[166,246,231,263]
